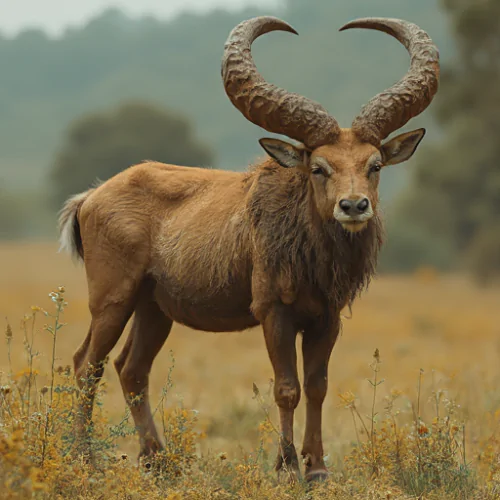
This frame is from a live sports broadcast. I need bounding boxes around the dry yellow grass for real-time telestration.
[1,242,500,498]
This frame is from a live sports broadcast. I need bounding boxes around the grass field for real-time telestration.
[1,242,500,498]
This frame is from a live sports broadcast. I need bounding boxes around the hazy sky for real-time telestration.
[0,0,281,37]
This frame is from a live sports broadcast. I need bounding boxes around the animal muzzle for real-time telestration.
[334,195,373,232]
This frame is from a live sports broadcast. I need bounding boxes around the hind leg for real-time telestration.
[73,257,146,452]
[114,283,173,458]
[73,303,136,452]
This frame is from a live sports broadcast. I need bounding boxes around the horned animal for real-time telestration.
[59,16,439,481]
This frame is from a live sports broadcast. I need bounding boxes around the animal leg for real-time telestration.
[262,303,301,482]
[301,316,340,482]
[114,285,173,459]
[73,301,135,455]
[73,250,146,456]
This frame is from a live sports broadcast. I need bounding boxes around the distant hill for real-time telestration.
[0,0,451,204]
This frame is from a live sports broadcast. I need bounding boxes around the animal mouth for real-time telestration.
[339,219,368,233]
[333,211,372,233]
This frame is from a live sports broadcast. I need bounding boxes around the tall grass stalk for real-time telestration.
[41,287,67,467]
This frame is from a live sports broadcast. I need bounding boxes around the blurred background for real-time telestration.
[1,1,500,486]
[0,0,498,279]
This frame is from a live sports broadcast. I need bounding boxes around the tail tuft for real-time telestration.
[58,190,93,261]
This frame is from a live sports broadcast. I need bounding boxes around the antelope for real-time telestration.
[59,16,439,481]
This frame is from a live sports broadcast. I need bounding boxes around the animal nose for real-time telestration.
[339,199,354,213]
[356,198,369,213]
[339,197,370,215]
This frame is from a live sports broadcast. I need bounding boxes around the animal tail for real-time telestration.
[58,188,95,262]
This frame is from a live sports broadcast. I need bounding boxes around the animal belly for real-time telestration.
[153,282,259,332]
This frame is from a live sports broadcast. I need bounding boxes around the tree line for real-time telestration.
[3,0,499,281]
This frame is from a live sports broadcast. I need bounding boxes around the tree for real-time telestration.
[384,0,500,281]
[50,102,214,208]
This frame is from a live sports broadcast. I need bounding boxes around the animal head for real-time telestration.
[258,129,425,232]
[222,17,439,232]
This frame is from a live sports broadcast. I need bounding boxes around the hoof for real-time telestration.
[305,470,329,483]
[275,442,301,484]
[277,466,301,484]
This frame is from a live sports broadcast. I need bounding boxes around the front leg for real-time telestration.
[301,313,340,482]
[262,302,301,482]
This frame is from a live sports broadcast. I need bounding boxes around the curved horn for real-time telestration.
[340,18,440,145]
[222,16,340,149]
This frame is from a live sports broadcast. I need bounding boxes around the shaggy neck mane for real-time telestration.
[246,159,384,309]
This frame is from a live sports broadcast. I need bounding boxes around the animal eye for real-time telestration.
[369,163,382,175]
[311,167,324,176]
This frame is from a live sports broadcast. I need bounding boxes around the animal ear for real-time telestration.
[380,128,426,166]
[258,138,309,169]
